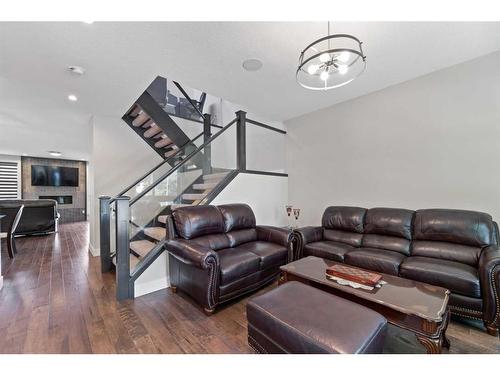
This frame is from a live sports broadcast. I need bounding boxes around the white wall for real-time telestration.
[211,172,289,226]
[88,115,163,252]
[285,51,500,226]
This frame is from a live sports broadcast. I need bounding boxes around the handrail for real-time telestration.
[173,81,205,119]
[129,117,238,206]
[246,118,286,134]
[110,132,204,204]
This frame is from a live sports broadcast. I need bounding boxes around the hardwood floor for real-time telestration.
[0,222,498,354]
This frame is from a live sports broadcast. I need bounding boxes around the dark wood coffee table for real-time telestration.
[279,256,451,354]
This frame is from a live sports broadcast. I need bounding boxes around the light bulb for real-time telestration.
[68,94,78,102]
[307,64,319,75]
[320,70,329,81]
[319,53,330,63]
[338,65,348,75]
[337,51,350,63]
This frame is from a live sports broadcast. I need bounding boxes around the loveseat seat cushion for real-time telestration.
[236,241,288,269]
[218,248,261,285]
[173,205,225,239]
[304,241,355,262]
[321,206,366,233]
[344,248,406,275]
[413,209,496,247]
[192,233,231,251]
[219,203,256,232]
[399,256,481,298]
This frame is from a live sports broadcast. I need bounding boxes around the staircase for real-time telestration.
[99,75,287,300]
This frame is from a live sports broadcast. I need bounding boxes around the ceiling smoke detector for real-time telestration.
[242,59,263,72]
[68,65,85,75]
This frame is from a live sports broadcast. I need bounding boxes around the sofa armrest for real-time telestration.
[292,226,323,260]
[166,239,219,270]
[479,245,500,328]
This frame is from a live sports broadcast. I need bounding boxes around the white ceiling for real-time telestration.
[1,22,500,158]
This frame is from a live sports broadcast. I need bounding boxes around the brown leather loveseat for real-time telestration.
[293,206,500,336]
[165,203,292,315]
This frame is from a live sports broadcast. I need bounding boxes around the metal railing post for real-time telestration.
[115,196,132,300]
[99,196,112,273]
[236,110,247,171]
[203,114,212,175]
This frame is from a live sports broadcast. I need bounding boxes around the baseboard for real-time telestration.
[88,243,100,257]
[134,276,170,298]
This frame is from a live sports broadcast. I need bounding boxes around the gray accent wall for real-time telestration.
[285,51,500,225]
[21,156,87,223]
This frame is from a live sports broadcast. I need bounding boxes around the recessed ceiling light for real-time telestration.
[82,21,94,24]
[68,65,85,75]
[22,153,28,156]
[68,94,78,102]
[242,59,263,72]
[48,151,62,157]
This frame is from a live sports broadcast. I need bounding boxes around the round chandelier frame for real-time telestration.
[296,25,366,91]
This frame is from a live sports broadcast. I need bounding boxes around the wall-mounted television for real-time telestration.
[31,165,79,187]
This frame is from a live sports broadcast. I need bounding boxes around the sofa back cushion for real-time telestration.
[413,209,495,247]
[192,233,231,251]
[172,205,225,239]
[411,240,481,267]
[322,206,366,233]
[226,228,258,247]
[323,229,363,247]
[219,203,256,232]
[361,208,415,255]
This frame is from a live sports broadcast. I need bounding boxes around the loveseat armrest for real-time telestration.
[479,245,500,333]
[257,226,293,262]
[257,225,292,247]
[166,239,219,270]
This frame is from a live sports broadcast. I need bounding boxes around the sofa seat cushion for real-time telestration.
[304,241,355,262]
[217,248,261,285]
[344,248,406,275]
[236,241,288,269]
[399,256,481,298]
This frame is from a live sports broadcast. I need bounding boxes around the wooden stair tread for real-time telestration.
[193,182,218,190]
[157,215,168,224]
[202,172,228,181]
[143,227,165,241]
[155,137,173,148]
[171,204,190,210]
[132,111,150,127]
[129,105,142,117]
[112,254,140,270]
[182,193,207,201]
[164,149,177,158]
[143,124,162,138]
[130,240,156,258]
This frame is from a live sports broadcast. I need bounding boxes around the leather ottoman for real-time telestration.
[247,281,387,354]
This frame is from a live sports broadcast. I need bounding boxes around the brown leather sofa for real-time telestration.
[165,203,292,315]
[293,206,500,336]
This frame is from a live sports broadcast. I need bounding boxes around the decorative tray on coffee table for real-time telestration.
[326,264,386,290]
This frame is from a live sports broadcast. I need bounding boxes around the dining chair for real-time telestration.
[0,204,24,258]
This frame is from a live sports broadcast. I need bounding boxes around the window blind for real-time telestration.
[0,161,20,199]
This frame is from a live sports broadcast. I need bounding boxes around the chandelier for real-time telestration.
[296,22,366,90]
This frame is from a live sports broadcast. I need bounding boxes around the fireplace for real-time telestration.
[39,195,73,205]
